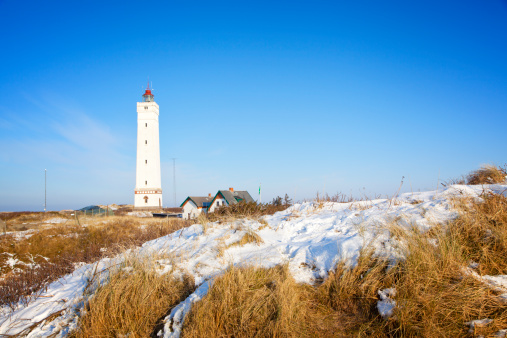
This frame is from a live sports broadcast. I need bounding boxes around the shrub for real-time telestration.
[466,164,506,185]
[207,201,288,221]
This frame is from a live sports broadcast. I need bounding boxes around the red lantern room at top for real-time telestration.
[142,82,154,102]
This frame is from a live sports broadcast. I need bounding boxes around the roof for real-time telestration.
[163,207,183,213]
[142,81,153,97]
[215,190,255,206]
[77,205,104,211]
[180,196,213,208]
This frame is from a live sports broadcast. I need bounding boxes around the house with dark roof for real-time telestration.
[208,188,255,213]
[180,195,213,220]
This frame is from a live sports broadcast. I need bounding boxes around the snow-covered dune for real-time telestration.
[1,184,506,337]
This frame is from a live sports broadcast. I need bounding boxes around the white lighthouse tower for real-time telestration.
[134,83,163,209]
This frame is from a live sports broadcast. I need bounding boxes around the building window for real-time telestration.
[145,180,147,185]
[144,106,148,110]
[144,196,148,203]
[145,160,147,164]
[145,140,147,144]
[145,123,147,127]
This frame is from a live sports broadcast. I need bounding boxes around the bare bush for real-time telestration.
[467,164,506,185]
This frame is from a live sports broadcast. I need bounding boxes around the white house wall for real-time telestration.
[209,197,227,213]
[182,200,201,220]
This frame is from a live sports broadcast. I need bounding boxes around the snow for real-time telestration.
[465,318,493,333]
[43,218,68,224]
[159,280,212,338]
[1,184,506,337]
[377,288,396,319]
[127,211,153,217]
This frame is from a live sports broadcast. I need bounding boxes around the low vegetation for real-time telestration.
[451,192,507,275]
[183,189,507,337]
[467,164,507,185]
[183,255,391,337]
[445,164,506,186]
[0,211,71,232]
[3,166,507,337]
[70,255,195,338]
[206,194,292,222]
[383,203,507,337]
[0,216,191,309]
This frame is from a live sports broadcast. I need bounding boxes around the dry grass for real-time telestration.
[217,228,264,258]
[238,229,264,246]
[183,255,392,337]
[208,202,288,222]
[70,255,195,338]
[197,212,210,234]
[184,192,507,337]
[182,265,313,337]
[384,220,507,337]
[0,216,191,308]
[451,192,507,275]
[0,211,71,232]
[466,164,506,185]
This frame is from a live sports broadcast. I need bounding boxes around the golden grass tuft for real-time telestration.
[218,229,264,258]
[451,192,507,275]
[182,265,312,337]
[238,228,264,246]
[197,212,210,234]
[70,255,195,338]
[385,219,507,337]
[467,164,507,185]
[182,256,392,337]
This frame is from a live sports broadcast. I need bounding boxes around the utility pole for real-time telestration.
[44,169,47,212]
[171,158,177,207]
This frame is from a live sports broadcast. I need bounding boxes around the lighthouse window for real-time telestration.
[145,160,147,164]
[145,123,147,127]
[145,140,147,144]
[145,181,147,185]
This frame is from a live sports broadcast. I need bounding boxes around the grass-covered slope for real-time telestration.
[1,177,506,337]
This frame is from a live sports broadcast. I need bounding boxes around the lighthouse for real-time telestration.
[134,83,163,209]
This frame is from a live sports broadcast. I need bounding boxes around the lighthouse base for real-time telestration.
[134,190,163,209]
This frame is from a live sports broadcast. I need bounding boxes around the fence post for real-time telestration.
[75,212,81,226]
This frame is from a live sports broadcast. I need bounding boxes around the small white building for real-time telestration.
[180,195,213,220]
[208,188,255,213]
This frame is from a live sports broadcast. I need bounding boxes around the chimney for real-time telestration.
[229,187,234,192]
[208,193,211,197]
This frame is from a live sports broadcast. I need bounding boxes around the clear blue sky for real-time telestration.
[1,1,506,211]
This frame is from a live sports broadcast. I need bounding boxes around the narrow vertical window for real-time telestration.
[145,123,147,127]
[145,140,147,144]
[145,160,147,164]
[145,180,147,185]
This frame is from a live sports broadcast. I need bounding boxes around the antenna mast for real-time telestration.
[44,169,47,212]
[171,158,177,207]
